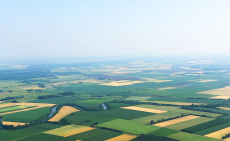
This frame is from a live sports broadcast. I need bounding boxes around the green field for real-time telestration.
[1,59,230,140]
[96,119,160,134]
[168,132,219,141]
[44,125,88,136]
[18,133,73,141]
[67,128,123,141]
[195,121,230,135]
[66,108,155,126]
[166,117,214,130]
[0,123,63,141]
[2,107,51,123]
[125,96,151,101]
[30,97,89,104]
[147,128,179,137]
[132,111,183,124]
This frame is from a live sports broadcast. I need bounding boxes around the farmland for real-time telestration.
[1,58,230,140]
[96,119,160,134]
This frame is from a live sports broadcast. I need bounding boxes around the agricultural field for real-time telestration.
[96,119,160,134]
[166,117,214,130]
[1,58,230,140]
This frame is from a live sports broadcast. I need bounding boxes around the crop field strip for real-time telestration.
[166,117,214,130]
[0,105,34,113]
[96,119,160,134]
[0,123,63,141]
[132,111,183,124]
[121,106,167,113]
[168,132,220,141]
[141,100,206,106]
[61,127,95,137]
[154,115,200,127]
[2,107,51,123]
[66,128,123,141]
[2,121,28,126]
[135,105,222,118]
[44,125,95,137]
[105,134,138,141]
[205,127,230,139]
[49,106,79,122]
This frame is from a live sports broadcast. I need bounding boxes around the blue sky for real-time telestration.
[1,0,230,58]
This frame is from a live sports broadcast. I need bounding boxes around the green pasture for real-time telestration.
[2,107,50,123]
[146,97,224,104]
[67,128,122,141]
[96,119,160,134]
[0,123,62,141]
[147,128,179,137]
[30,97,89,104]
[125,96,151,101]
[18,133,73,141]
[168,132,219,141]
[74,99,113,109]
[66,108,154,125]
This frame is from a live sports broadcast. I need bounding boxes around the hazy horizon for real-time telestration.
[1,0,230,59]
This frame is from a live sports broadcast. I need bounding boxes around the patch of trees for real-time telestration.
[59,118,71,125]
[37,91,76,99]
[222,133,230,139]
[63,103,99,111]
[0,90,3,92]
[181,118,230,133]
[0,95,24,101]
[26,89,42,93]
[0,68,55,81]
[130,134,179,141]
[37,83,45,88]
[38,95,61,99]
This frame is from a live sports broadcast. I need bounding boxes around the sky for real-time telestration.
[1,0,230,59]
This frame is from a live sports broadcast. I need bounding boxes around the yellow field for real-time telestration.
[100,80,143,86]
[121,106,167,113]
[105,134,138,141]
[196,79,217,82]
[18,85,46,90]
[198,86,230,96]
[0,107,41,116]
[69,79,104,84]
[49,106,79,122]
[99,78,172,86]
[61,127,95,137]
[156,87,176,90]
[2,121,27,126]
[205,127,230,139]
[52,82,67,86]
[0,102,55,116]
[218,107,230,110]
[111,71,141,74]
[44,125,94,137]
[141,101,205,106]
[154,115,200,127]
[210,96,230,100]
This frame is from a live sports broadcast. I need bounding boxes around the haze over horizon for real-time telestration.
[1,0,230,59]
